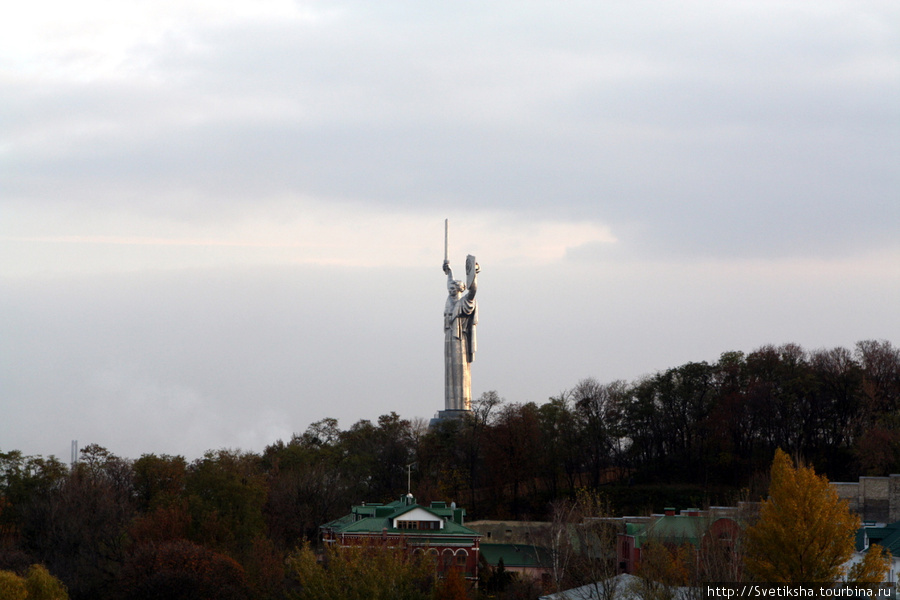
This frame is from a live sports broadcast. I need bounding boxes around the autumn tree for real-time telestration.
[24,445,135,600]
[118,539,249,600]
[0,570,27,600]
[847,544,892,589]
[743,449,881,584]
[629,541,691,600]
[433,567,469,600]
[287,541,435,600]
[0,565,69,600]
[23,565,69,600]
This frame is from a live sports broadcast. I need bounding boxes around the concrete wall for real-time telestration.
[890,477,900,523]
[466,520,551,546]
[833,482,860,513]
[832,475,900,523]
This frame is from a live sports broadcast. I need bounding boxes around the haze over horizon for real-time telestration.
[2,0,898,461]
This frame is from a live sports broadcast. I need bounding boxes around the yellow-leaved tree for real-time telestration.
[287,541,436,600]
[744,449,890,584]
[0,565,68,600]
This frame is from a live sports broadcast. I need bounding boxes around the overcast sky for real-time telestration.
[2,0,898,461]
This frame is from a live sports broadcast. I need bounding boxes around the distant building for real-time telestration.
[466,520,552,546]
[851,520,900,583]
[617,507,744,575]
[320,494,482,581]
[479,542,553,583]
[832,476,900,524]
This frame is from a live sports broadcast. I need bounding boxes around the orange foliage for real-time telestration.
[744,449,861,584]
[119,540,249,600]
[434,567,470,600]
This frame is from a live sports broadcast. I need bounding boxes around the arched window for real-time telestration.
[455,549,468,568]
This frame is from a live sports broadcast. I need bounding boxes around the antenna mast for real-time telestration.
[407,462,416,496]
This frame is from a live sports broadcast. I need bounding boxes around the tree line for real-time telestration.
[0,340,898,599]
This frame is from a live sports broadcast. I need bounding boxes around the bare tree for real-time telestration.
[547,490,622,600]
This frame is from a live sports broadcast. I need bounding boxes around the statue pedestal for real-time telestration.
[429,409,472,428]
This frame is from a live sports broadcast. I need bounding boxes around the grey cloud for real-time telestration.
[3,0,900,465]
[3,1,897,260]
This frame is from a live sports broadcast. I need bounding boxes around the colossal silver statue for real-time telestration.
[440,219,478,417]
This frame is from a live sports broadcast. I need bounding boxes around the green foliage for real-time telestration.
[132,454,187,511]
[185,449,267,556]
[0,451,67,538]
[744,449,860,583]
[287,542,435,600]
[263,428,354,548]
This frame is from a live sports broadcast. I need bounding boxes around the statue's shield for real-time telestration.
[465,254,477,289]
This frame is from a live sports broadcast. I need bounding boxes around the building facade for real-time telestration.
[616,506,745,575]
[832,476,900,524]
[320,494,482,581]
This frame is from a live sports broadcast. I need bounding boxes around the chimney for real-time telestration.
[664,507,676,516]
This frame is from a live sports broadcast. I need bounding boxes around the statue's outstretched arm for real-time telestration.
[443,259,453,282]
[465,255,478,300]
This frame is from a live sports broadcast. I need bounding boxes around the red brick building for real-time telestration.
[617,506,743,575]
[320,494,482,581]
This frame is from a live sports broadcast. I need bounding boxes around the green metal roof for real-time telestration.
[480,543,551,568]
[626,515,707,548]
[858,522,900,555]
[336,516,479,536]
[321,496,479,540]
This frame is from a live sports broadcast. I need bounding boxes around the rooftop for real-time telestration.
[480,543,552,569]
[857,521,900,555]
[321,495,481,540]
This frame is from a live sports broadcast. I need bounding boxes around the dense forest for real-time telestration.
[1,340,899,599]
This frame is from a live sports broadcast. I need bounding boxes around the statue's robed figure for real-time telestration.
[442,220,479,412]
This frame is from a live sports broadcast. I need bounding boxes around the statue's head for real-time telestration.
[448,279,466,296]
